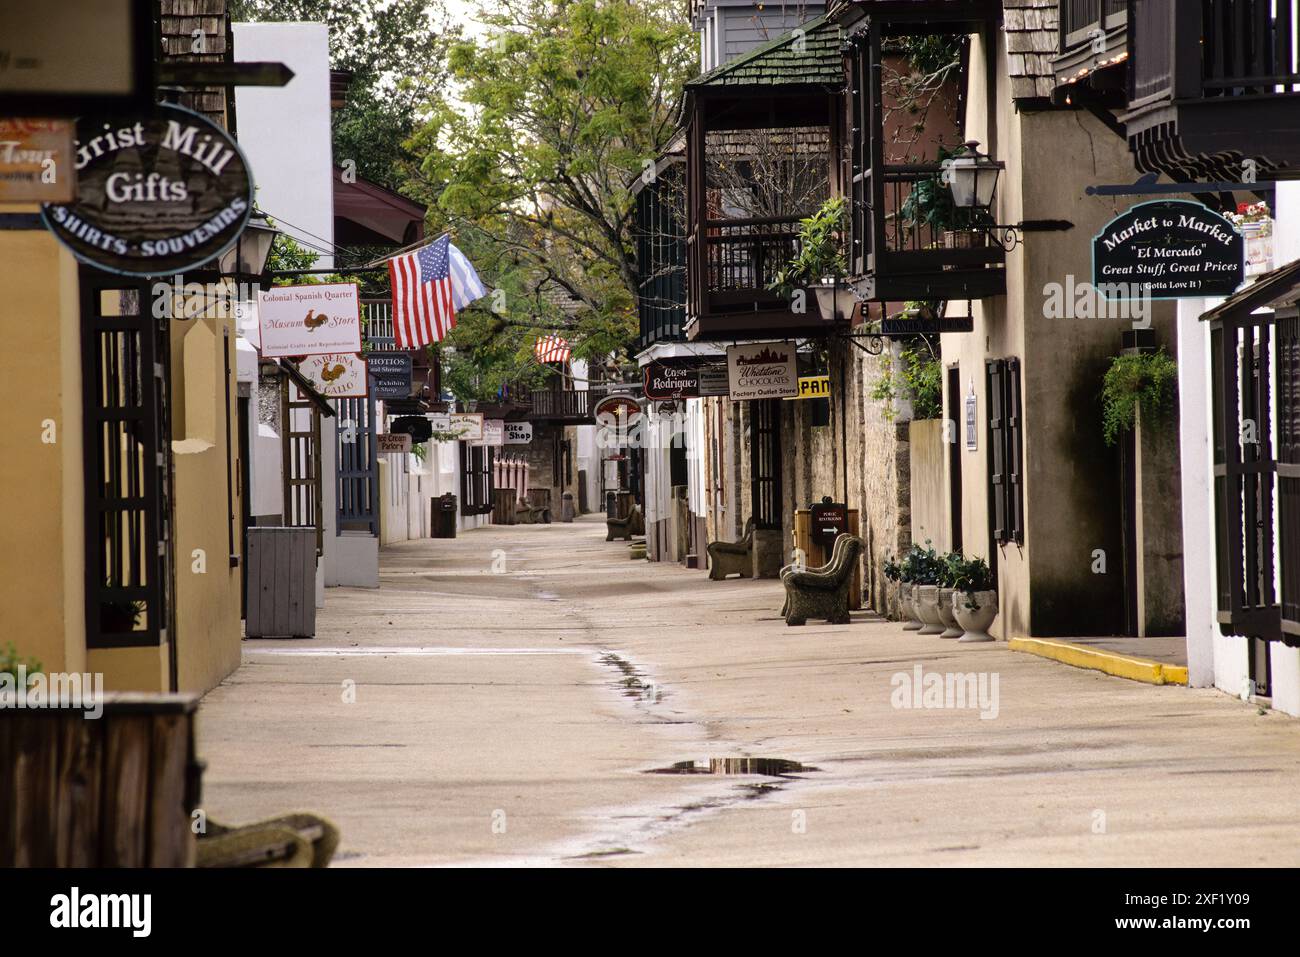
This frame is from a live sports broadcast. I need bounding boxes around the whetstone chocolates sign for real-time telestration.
[41,104,253,276]
[1093,200,1244,299]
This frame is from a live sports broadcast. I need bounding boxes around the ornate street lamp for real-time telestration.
[218,209,279,282]
[947,140,1073,250]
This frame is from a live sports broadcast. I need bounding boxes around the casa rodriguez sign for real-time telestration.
[41,103,253,276]
[1092,200,1244,299]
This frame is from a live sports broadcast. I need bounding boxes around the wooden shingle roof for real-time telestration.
[685,14,844,89]
[1004,0,1058,100]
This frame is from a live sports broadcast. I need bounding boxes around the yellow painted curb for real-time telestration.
[1007,637,1189,686]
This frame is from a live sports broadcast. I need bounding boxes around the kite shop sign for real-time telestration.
[1092,200,1244,299]
[40,104,253,276]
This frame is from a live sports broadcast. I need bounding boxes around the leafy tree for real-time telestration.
[408,0,696,380]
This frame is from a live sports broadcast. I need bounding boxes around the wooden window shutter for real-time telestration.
[1006,357,1024,545]
[1279,315,1300,642]
[986,358,1007,543]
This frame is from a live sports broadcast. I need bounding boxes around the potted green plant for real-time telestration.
[1100,348,1177,447]
[894,548,924,630]
[769,197,856,321]
[947,555,997,642]
[900,542,946,635]
[100,582,144,634]
[935,552,965,639]
[882,554,904,621]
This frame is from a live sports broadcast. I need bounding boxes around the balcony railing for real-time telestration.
[362,299,398,350]
[528,389,593,421]
[850,164,1005,302]
[703,215,800,310]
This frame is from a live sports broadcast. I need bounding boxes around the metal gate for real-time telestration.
[281,378,323,555]
[79,271,176,681]
[750,399,782,529]
[334,393,379,535]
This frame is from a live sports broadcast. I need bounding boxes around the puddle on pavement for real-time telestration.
[645,758,818,777]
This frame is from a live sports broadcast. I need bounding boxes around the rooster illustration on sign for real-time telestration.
[319,361,347,382]
[303,309,329,330]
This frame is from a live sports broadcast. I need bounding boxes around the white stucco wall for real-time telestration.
[1180,180,1300,716]
[233,23,335,267]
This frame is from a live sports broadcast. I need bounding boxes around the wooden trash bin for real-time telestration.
[246,527,317,638]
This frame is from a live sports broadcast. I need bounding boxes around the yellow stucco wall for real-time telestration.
[168,300,243,693]
[0,217,84,675]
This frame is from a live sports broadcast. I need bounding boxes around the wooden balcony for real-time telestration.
[848,164,1006,303]
[1123,0,1300,175]
[527,389,594,423]
[1052,0,1128,95]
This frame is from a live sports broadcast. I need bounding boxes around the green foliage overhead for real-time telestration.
[871,342,942,420]
[1100,348,1178,446]
[408,0,696,383]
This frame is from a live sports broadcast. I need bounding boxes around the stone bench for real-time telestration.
[706,517,755,580]
[606,504,644,541]
[781,533,864,626]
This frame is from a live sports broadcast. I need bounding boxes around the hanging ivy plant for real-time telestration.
[1100,349,1177,446]
[870,342,942,420]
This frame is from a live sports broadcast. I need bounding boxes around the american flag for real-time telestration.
[387,234,487,349]
[534,332,571,364]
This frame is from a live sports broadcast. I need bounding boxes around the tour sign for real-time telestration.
[41,103,253,276]
[1092,200,1244,299]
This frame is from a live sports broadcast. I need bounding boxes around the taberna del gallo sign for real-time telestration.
[1092,200,1244,299]
[40,103,253,276]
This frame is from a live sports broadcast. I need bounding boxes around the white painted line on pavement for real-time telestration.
[245,646,589,657]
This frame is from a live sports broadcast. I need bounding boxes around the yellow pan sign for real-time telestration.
[786,375,830,400]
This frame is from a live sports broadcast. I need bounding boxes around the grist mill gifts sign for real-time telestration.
[257,282,362,358]
[726,341,798,400]
[41,104,253,276]
[1092,200,1244,299]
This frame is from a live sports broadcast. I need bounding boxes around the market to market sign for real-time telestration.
[1092,200,1244,299]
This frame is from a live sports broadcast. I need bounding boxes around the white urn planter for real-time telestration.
[936,586,963,639]
[953,590,998,642]
[900,582,923,630]
[914,585,946,635]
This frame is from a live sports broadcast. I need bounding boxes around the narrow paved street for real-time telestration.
[199,519,1300,866]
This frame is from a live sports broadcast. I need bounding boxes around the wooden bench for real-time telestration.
[781,533,864,626]
[707,517,755,580]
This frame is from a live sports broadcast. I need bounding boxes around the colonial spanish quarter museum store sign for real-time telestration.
[1092,200,1244,299]
[40,103,253,276]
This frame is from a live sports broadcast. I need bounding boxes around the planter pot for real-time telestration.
[936,586,963,639]
[942,229,987,250]
[914,585,946,635]
[900,582,923,630]
[812,284,858,323]
[952,590,998,642]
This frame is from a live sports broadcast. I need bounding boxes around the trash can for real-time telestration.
[432,493,457,538]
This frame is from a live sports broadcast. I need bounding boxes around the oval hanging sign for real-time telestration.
[1092,199,1244,299]
[592,394,642,421]
[41,103,254,276]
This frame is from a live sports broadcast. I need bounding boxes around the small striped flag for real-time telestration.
[534,333,571,364]
[387,234,488,349]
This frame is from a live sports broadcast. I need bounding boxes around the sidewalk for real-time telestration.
[198,517,1300,866]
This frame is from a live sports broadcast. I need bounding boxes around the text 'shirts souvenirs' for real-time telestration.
[503,421,532,445]
[1093,200,1244,299]
[726,341,798,400]
[365,352,412,400]
[0,119,74,202]
[257,282,361,358]
[41,104,253,275]
[301,353,367,398]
